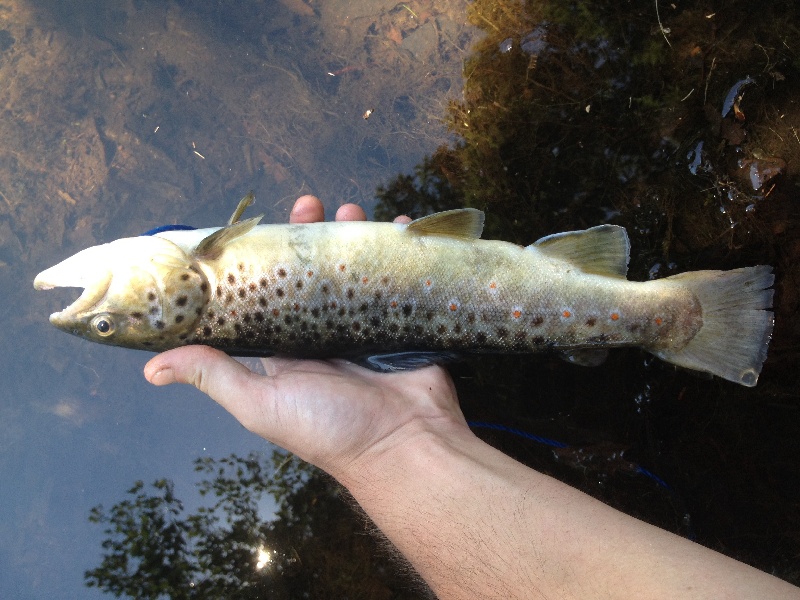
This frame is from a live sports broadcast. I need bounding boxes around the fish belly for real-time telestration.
[182,222,699,360]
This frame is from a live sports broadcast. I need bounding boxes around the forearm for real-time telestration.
[337,424,797,600]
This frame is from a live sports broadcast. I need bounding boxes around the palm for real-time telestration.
[247,357,462,474]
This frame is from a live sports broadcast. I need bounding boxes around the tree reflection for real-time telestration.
[86,451,421,598]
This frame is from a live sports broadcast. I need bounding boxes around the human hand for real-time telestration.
[143,196,469,481]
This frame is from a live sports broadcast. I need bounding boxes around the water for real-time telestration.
[2,0,799,597]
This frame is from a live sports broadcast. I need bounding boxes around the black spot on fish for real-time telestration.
[296,280,303,290]
[326,319,334,329]
[254,311,264,322]
[142,341,154,347]
[497,327,508,338]
[195,307,202,316]
[532,336,545,345]
[276,288,284,297]
[425,311,434,321]
[200,282,208,293]
[203,326,212,336]
[312,331,321,340]
[234,323,243,334]
[181,273,190,281]
[260,278,268,287]
[176,295,188,307]
[374,291,382,301]
[155,320,165,330]
[352,321,361,332]
[238,288,246,299]
[586,317,597,327]
[300,321,308,332]
[628,323,640,332]
[359,303,368,312]
[148,292,156,302]
[437,324,447,334]
[589,334,610,343]
[370,316,381,328]
[389,323,399,333]
[175,315,185,323]
[225,293,234,304]
[238,262,245,272]
[131,311,143,319]
[274,325,282,333]
[514,331,527,342]
[243,314,251,323]
[293,303,301,312]
[476,332,487,343]
[216,285,223,297]
[217,317,226,326]
[288,332,297,341]
[322,284,329,294]
[149,306,158,315]
[454,323,462,334]
[278,268,287,278]
[249,283,257,292]
[338,307,346,316]
[259,297,268,307]
[311,308,320,318]
[179,333,188,340]
[467,313,476,324]
[402,304,413,317]
[284,315,292,325]
[227,273,236,284]
[532,316,544,326]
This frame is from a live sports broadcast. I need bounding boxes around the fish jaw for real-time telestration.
[34,236,210,350]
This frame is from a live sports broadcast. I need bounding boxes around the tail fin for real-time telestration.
[654,266,774,387]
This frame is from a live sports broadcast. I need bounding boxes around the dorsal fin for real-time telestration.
[193,215,263,260]
[531,225,630,278]
[406,209,484,239]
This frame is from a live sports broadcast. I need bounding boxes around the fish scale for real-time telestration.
[34,207,774,386]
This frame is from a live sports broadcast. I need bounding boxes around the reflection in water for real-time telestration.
[85,451,418,597]
[1,0,798,596]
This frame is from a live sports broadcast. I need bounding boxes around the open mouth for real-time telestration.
[34,265,111,325]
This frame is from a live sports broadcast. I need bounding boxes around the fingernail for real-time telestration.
[149,367,175,386]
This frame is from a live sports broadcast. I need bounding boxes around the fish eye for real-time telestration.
[91,314,116,337]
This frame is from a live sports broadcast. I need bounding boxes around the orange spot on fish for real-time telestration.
[425,279,432,287]
[338,264,346,272]
[390,300,398,308]
[307,270,314,277]
[512,309,522,319]
[655,317,663,326]
[489,281,497,289]
[610,313,619,321]
[562,310,572,318]
[272,309,280,317]
[362,276,369,284]
[449,301,459,311]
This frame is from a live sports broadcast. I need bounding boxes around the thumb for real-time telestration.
[144,346,275,430]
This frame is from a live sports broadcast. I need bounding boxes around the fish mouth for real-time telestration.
[34,265,112,327]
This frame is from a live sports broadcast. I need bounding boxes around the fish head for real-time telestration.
[34,236,210,350]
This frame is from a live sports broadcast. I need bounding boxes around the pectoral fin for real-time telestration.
[193,215,263,260]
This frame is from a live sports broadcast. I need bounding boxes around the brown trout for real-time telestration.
[34,204,774,386]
